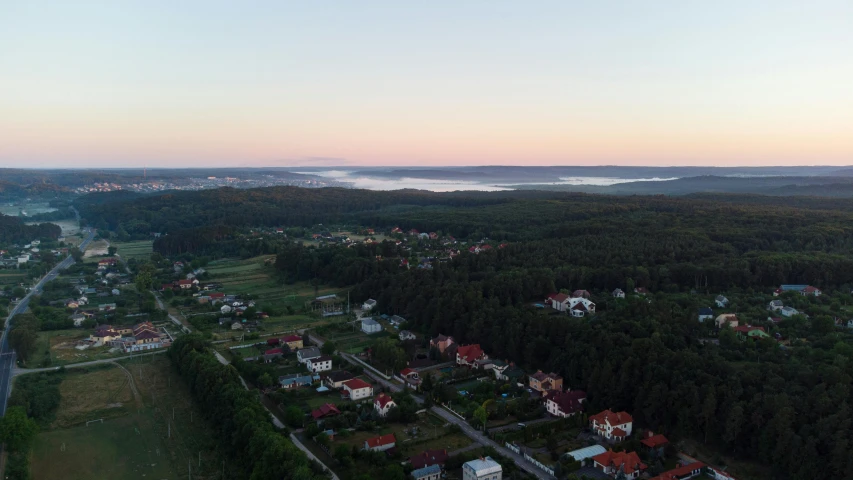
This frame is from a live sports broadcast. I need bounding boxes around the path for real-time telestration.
[448,442,483,457]
[153,291,192,332]
[12,349,168,376]
[290,433,341,480]
[112,361,143,407]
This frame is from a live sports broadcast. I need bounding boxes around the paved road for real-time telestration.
[0,228,96,416]
[12,349,168,376]
[290,432,341,480]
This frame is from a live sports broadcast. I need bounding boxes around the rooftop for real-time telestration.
[463,457,502,476]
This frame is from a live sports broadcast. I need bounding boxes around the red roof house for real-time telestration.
[592,450,647,478]
[546,390,587,417]
[456,344,486,366]
[650,462,706,480]
[364,433,396,452]
[590,409,633,441]
[311,403,341,420]
[409,449,449,469]
[640,433,670,450]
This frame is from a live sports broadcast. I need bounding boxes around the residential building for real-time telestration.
[780,306,799,318]
[734,325,770,340]
[307,355,333,373]
[715,295,729,308]
[297,346,322,365]
[612,288,625,299]
[400,368,421,387]
[564,445,607,464]
[325,370,354,389]
[715,314,739,328]
[529,371,563,392]
[374,393,397,417]
[456,344,486,367]
[263,348,285,363]
[572,289,591,299]
[281,334,304,350]
[411,464,441,480]
[279,373,315,389]
[698,307,714,322]
[362,299,378,311]
[640,432,669,453]
[776,284,821,296]
[592,450,647,479]
[409,449,449,470]
[546,390,587,417]
[473,358,496,371]
[650,462,705,480]
[389,315,406,326]
[493,361,524,383]
[364,433,396,452]
[311,403,341,420]
[462,457,502,480]
[342,378,373,401]
[399,330,416,341]
[361,318,382,334]
[590,410,633,441]
[430,334,454,353]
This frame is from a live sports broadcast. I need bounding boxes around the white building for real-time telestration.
[411,464,441,480]
[463,457,502,480]
[715,295,729,308]
[362,299,377,311]
[361,318,382,334]
[612,288,625,299]
[342,378,373,401]
[781,306,800,318]
[306,355,333,373]
[374,393,397,417]
[297,346,322,365]
[399,330,416,341]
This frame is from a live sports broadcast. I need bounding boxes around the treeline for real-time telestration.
[169,335,328,480]
[4,371,64,480]
[0,214,61,243]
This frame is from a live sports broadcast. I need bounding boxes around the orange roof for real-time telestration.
[456,344,484,362]
[650,462,706,480]
[592,450,647,475]
[374,393,395,409]
[612,427,628,437]
[640,433,669,449]
[365,433,396,448]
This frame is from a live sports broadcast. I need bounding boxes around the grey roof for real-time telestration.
[699,307,714,315]
[411,464,442,479]
[716,295,727,301]
[565,444,607,461]
[463,457,502,476]
[361,318,380,327]
[298,346,322,359]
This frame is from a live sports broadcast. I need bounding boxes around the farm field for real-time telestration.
[113,240,153,261]
[0,202,56,216]
[30,355,225,480]
[82,239,110,258]
[0,271,26,286]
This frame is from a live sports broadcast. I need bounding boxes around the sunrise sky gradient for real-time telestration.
[1,1,852,168]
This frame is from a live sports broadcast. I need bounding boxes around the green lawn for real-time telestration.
[113,240,153,261]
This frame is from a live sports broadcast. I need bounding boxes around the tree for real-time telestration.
[474,406,488,429]
[381,465,406,480]
[135,262,155,292]
[108,246,117,256]
[321,341,337,355]
[285,406,305,428]
[0,406,38,452]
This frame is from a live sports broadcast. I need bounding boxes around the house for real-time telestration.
[297,346,322,365]
[374,393,397,417]
[640,432,670,453]
[361,318,382,334]
[612,288,625,299]
[399,330,416,341]
[473,358,496,371]
[734,325,769,340]
[780,306,799,318]
[529,371,563,392]
[365,433,396,452]
[400,368,421,386]
[230,322,243,330]
[715,295,729,307]
[409,449,449,470]
[342,378,373,401]
[325,370,354,389]
[362,299,377,311]
[493,361,525,383]
[590,409,633,441]
[592,450,647,479]
[311,403,341,420]
[768,300,784,312]
[546,390,587,417]
[698,307,714,322]
[65,299,80,309]
[650,462,705,480]
[715,314,739,328]
[70,313,86,327]
[776,284,821,296]
[98,303,117,312]
[548,293,570,311]
[97,258,118,267]
[389,315,406,327]
[263,347,285,362]
[411,464,442,480]
[634,287,649,296]
[567,297,596,317]
[456,344,486,367]
[572,289,591,299]
[836,318,853,329]
[279,373,315,389]
[176,279,198,290]
[462,457,502,480]
[307,355,333,373]
[281,334,304,350]
[430,334,455,353]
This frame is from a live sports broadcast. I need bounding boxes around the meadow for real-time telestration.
[113,240,154,261]
[30,355,225,480]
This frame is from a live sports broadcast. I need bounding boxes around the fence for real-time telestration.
[524,453,555,476]
[344,353,391,380]
[505,442,520,454]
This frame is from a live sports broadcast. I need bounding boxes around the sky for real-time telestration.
[1,1,852,168]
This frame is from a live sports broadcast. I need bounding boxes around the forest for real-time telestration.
[0,214,62,243]
[79,185,853,479]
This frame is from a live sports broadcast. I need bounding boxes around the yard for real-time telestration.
[113,240,154,261]
[23,327,163,368]
[30,355,225,480]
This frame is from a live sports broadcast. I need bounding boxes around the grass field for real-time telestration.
[23,329,136,368]
[113,240,154,261]
[0,271,26,286]
[31,355,225,480]
[82,239,110,258]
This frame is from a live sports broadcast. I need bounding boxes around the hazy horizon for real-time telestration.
[2,1,852,168]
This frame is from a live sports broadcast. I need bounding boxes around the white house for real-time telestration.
[374,393,397,417]
[546,390,586,418]
[549,293,596,317]
[342,378,373,401]
[362,299,377,311]
[306,355,333,373]
[781,306,800,318]
[768,300,784,312]
[698,308,714,322]
[411,464,442,480]
[364,433,395,452]
[361,318,382,334]
[590,409,633,441]
[612,288,625,299]
[399,330,416,341]
[715,295,729,308]
[715,314,739,328]
[462,457,502,480]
